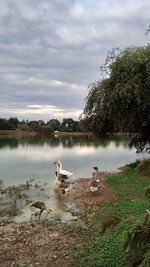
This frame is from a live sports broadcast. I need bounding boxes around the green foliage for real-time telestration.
[18,120,29,131]
[0,117,19,130]
[28,120,43,132]
[0,117,89,133]
[61,118,79,132]
[84,45,150,140]
[79,233,126,267]
[138,252,150,267]
[47,119,60,131]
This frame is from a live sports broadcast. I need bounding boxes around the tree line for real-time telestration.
[0,117,89,133]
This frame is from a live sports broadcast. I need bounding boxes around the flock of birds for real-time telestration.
[30,161,101,221]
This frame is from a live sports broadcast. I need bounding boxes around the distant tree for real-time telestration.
[8,117,19,130]
[47,119,60,131]
[0,118,9,130]
[28,121,42,132]
[18,120,29,131]
[42,125,53,133]
[0,117,19,130]
[61,118,78,132]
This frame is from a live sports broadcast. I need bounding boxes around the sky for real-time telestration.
[0,0,149,122]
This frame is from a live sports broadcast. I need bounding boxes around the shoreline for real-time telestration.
[0,129,131,137]
[0,130,93,136]
[0,169,123,267]
[0,171,116,225]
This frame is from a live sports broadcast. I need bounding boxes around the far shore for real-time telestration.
[0,129,130,137]
[0,130,93,136]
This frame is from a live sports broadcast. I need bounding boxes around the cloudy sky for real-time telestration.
[0,0,149,121]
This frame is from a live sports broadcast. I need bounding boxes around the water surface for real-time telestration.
[0,134,146,223]
[0,134,145,187]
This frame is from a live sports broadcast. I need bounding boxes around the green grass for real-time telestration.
[71,164,150,267]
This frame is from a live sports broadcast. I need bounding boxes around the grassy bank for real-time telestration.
[69,163,150,267]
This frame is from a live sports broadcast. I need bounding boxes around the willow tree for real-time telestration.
[84,46,150,146]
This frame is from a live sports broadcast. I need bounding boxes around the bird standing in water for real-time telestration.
[53,170,72,196]
[53,161,73,198]
[53,161,73,179]
[30,201,52,221]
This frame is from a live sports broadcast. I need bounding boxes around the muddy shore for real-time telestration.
[0,172,116,267]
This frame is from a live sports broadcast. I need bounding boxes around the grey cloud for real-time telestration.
[0,0,149,120]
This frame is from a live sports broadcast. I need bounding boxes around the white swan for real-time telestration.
[53,161,73,179]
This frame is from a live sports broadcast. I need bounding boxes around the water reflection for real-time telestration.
[0,134,146,188]
[0,134,131,150]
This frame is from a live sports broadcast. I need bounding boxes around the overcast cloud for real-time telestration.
[0,0,149,121]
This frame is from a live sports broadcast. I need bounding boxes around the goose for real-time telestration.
[90,179,101,193]
[54,171,72,194]
[53,161,73,179]
[30,201,52,221]
[92,166,99,178]
[59,180,72,194]
[53,171,66,195]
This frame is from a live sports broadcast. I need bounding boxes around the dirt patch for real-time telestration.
[64,172,117,208]
[0,221,87,267]
[0,172,116,267]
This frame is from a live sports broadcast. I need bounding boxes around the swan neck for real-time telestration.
[56,163,59,172]
[55,171,59,183]
[58,161,62,171]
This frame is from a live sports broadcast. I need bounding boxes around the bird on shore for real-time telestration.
[53,171,72,195]
[53,161,73,179]
[90,179,101,193]
[30,201,52,221]
[92,166,99,178]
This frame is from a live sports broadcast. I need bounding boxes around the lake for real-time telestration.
[0,134,146,223]
[0,134,145,187]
